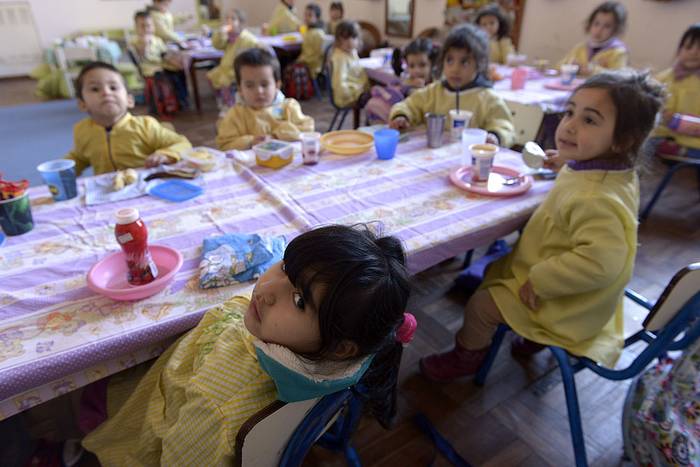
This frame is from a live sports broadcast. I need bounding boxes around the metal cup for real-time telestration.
[425,113,446,148]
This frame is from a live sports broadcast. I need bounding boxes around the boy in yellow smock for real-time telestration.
[559,1,628,76]
[216,48,313,151]
[330,21,369,109]
[148,0,182,43]
[420,71,665,381]
[390,24,515,148]
[64,62,191,176]
[268,0,301,35]
[296,3,326,79]
[207,8,262,109]
[652,23,700,152]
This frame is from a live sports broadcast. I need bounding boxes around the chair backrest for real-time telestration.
[322,45,343,110]
[643,263,700,331]
[507,101,545,146]
[54,45,98,98]
[357,21,381,58]
[233,398,319,467]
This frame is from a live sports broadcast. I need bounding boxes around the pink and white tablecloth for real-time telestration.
[0,137,553,420]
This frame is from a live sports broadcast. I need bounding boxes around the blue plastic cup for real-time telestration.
[37,159,78,201]
[374,129,400,160]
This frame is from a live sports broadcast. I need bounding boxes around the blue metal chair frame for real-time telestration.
[474,290,700,467]
[279,387,364,466]
[640,151,700,221]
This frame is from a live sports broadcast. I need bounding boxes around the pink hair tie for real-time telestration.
[395,312,417,344]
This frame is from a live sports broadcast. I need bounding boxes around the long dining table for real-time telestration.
[0,132,554,420]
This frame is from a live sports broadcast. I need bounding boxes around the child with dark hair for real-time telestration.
[330,20,370,108]
[81,224,413,466]
[390,24,515,147]
[651,23,700,155]
[421,70,665,381]
[559,1,629,75]
[216,48,313,150]
[268,0,301,35]
[365,38,440,124]
[63,61,191,176]
[207,8,262,111]
[326,1,344,35]
[296,3,326,79]
[148,0,182,43]
[475,4,514,65]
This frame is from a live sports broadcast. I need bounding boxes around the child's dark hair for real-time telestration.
[575,71,665,164]
[330,1,344,15]
[283,224,411,427]
[335,20,360,41]
[440,23,490,76]
[475,4,511,40]
[305,3,323,28]
[678,22,700,53]
[233,47,281,84]
[134,9,150,22]
[585,1,627,36]
[391,37,441,78]
[75,61,124,100]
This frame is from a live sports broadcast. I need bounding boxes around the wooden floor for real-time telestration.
[3,76,700,466]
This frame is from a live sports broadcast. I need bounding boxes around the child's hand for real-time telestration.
[486,133,499,145]
[543,149,565,171]
[390,116,409,130]
[145,153,177,168]
[519,280,540,311]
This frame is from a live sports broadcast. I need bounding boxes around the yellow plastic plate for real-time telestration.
[320,130,374,155]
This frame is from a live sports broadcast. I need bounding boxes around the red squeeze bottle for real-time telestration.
[114,208,158,286]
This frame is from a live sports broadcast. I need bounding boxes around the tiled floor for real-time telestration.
[2,74,699,466]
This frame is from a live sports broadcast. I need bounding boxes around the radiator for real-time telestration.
[0,2,42,77]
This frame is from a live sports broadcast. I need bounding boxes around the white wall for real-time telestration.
[518,0,700,72]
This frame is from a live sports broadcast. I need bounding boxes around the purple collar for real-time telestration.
[567,158,632,171]
[586,37,625,61]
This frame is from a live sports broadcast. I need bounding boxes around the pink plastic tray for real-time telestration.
[449,165,533,197]
[87,245,183,301]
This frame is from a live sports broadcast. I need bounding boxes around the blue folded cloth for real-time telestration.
[199,233,286,289]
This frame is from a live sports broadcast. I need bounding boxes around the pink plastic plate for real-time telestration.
[449,165,533,197]
[543,78,585,91]
[87,245,183,301]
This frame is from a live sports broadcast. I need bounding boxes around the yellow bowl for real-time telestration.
[320,130,374,155]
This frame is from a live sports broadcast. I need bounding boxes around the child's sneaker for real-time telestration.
[510,336,546,357]
[419,339,488,382]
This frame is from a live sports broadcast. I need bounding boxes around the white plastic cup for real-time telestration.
[560,64,579,85]
[469,143,498,182]
[461,128,487,166]
[449,110,473,142]
[300,132,321,165]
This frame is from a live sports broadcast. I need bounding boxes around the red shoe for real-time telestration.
[419,339,489,382]
[510,336,546,357]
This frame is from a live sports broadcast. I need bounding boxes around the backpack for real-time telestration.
[283,63,314,101]
[144,72,179,119]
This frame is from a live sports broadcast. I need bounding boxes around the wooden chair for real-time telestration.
[357,21,382,58]
[234,388,363,466]
[507,101,545,147]
[640,142,700,220]
[474,263,700,467]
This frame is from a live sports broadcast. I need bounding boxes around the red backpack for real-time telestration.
[283,63,314,101]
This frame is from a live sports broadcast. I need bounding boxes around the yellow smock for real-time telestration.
[216,98,314,150]
[298,27,326,78]
[268,3,301,35]
[389,80,515,148]
[489,37,515,65]
[128,35,169,77]
[481,166,639,367]
[149,9,180,43]
[64,113,190,176]
[330,47,369,108]
[653,69,700,149]
[207,29,262,89]
[559,41,628,74]
[82,296,278,466]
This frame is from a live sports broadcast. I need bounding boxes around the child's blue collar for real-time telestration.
[254,339,373,402]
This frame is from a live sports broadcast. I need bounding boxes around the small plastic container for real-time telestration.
[253,140,294,169]
[181,148,219,172]
[668,113,700,137]
[560,64,579,85]
[147,180,203,202]
[374,129,400,160]
[469,143,499,182]
[300,132,321,165]
[511,67,528,90]
[449,110,473,141]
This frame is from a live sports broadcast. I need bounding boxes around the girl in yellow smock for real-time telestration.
[420,71,665,381]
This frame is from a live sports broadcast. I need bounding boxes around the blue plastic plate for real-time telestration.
[147,180,203,202]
